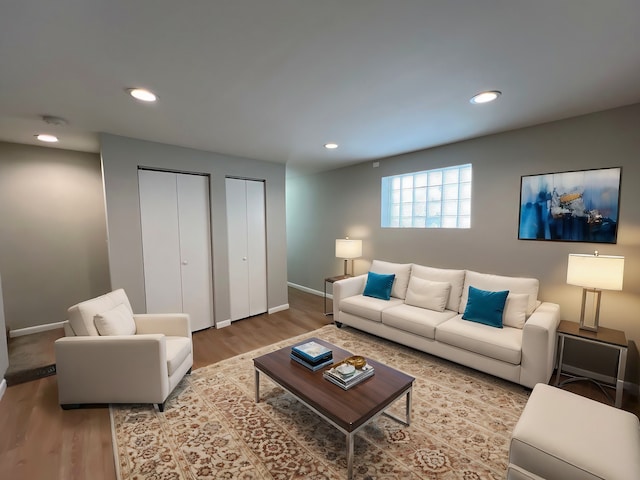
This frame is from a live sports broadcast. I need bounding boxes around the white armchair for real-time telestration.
[54,289,193,411]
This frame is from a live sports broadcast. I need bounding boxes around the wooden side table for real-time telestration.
[323,275,352,315]
[555,319,628,408]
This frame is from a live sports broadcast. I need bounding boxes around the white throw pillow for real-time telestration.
[459,270,539,315]
[405,276,452,312]
[411,264,466,312]
[502,293,529,329]
[94,303,136,336]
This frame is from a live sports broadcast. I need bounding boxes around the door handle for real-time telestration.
[182,260,188,265]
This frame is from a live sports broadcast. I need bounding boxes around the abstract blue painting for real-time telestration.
[518,167,621,243]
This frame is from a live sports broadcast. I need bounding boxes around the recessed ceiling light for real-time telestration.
[470,90,502,104]
[324,143,339,149]
[35,134,59,143]
[127,88,157,102]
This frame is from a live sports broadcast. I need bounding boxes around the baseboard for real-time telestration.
[215,319,231,329]
[216,304,290,328]
[268,304,289,314]
[0,378,7,402]
[288,282,325,298]
[10,320,66,338]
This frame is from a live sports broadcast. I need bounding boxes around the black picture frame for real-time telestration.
[518,167,621,243]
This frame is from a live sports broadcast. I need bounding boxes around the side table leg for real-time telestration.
[555,335,566,386]
[324,280,334,316]
[615,347,627,408]
[324,280,327,314]
[346,432,354,480]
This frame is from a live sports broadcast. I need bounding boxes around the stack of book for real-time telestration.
[290,341,333,371]
[323,363,375,390]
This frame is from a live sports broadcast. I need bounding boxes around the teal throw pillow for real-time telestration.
[363,272,396,300]
[462,286,509,328]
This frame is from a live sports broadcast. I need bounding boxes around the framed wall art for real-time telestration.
[518,167,621,243]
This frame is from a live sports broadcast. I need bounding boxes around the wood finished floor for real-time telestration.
[0,287,332,480]
[0,287,638,479]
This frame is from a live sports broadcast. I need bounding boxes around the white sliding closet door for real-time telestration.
[139,171,182,313]
[139,170,214,331]
[176,174,214,331]
[226,178,267,321]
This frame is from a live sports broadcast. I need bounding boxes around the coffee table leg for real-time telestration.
[255,368,260,403]
[382,387,412,426]
[346,432,354,480]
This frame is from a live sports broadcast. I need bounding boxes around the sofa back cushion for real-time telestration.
[370,260,412,299]
[410,264,466,312]
[459,270,539,317]
[67,288,134,336]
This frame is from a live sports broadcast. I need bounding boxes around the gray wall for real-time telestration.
[0,274,8,383]
[0,141,111,331]
[287,103,640,386]
[100,134,288,325]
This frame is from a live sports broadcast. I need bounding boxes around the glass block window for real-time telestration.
[381,164,472,228]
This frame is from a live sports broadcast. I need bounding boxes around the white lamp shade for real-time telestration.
[335,239,362,259]
[567,254,624,291]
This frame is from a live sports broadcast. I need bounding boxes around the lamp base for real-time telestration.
[578,323,599,333]
[578,288,601,332]
[342,259,356,276]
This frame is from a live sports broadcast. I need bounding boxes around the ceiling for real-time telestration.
[1,1,639,176]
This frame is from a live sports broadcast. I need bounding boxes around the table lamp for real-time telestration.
[566,251,624,331]
[335,238,362,276]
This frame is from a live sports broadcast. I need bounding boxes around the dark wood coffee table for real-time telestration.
[253,337,414,479]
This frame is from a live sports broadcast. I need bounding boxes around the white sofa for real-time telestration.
[333,260,561,388]
[55,289,193,411]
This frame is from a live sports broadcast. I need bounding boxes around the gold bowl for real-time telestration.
[333,355,367,370]
[345,355,367,369]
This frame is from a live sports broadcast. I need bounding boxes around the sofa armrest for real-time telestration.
[333,274,367,318]
[54,334,170,405]
[134,313,191,338]
[519,302,561,388]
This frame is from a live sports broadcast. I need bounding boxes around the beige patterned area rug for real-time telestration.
[110,325,530,479]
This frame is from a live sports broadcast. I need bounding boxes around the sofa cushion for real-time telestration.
[459,270,539,316]
[363,272,395,300]
[341,294,404,322]
[370,260,412,299]
[436,316,523,364]
[411,264,466,312]
[462,286,509,328]
[94,303,136,336]
[382,304,457,339]
[405,276,451,312]
[68,288,134,336]
[165,336,192,376]
[503,293,529,329]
